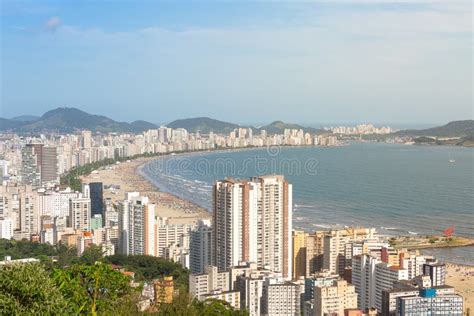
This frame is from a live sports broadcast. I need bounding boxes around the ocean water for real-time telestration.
[141,142,474,264]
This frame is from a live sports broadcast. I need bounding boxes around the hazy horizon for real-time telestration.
[1,1,472,125]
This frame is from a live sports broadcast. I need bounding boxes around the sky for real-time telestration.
[0,0,472,126]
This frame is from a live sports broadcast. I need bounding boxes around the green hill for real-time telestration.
[0,107,157,133]
[167,117,241,134]
[395,120,474,138]
[259,120,325,134]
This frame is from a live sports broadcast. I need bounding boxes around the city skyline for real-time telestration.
[1,1,472,125]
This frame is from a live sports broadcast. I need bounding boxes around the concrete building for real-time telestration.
[69,196,91,231]
[154,276,174,305]
[305,231,325,276]
[293,230,307,279]
[118,192,155,256]
[88,182,104,218]
[189,265,229,298]
[190,219,213,274]
[261,277,303,316]
[374,263,409,311]
[397,289,463,316]
[0,218,13,239]
[323,228,376,276]
[423,262,446,287]
[213,175,292,278]
[155,217,192,258]
[313,279,358,316]
[352,254,409,312]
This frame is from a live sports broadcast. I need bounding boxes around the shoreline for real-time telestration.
[82,146,474,250]
[80,146,473,312]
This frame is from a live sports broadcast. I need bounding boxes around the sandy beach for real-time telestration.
[80,156,211,225]
[446,263,474,314]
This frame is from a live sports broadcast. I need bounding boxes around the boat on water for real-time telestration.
[449,159,455,163]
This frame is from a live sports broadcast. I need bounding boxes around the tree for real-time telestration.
[53,262,135,315]
[105,254,189,289]
[0,263,71,315]
[79,244,105,265]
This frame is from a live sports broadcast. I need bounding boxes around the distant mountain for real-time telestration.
[0,107,157,133]
[166,117,328,135]
[395,120,474,138]
[0,118,20,131]
[259,120,326,135]
[10,115,40,122]
[167,117,241,134]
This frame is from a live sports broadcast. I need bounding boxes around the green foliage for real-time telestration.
[0,263,72,315]
[53,262,136,315]
[152,292,248,316]
[105,254,189,289]
[79,244,105,265]
[0,238,57,260]
[60,152,165,192]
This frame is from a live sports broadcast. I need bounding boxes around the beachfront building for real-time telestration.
[423,262,446,287]
[352,254,409,312]
[213,175,292,278]
[397,289,463,315]
[118,192,156,256]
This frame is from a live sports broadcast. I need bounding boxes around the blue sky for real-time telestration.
[1,0,472,125]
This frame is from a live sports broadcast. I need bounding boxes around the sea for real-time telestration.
[140,142,474,265]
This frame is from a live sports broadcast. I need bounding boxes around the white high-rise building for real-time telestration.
[118,192,155,256]
[213,175,292,278]
[0,218,13,239]
[69,196,91,231]
[190,219,214,274]
[352,254,409,312]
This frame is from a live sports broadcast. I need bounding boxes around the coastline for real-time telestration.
[80,155,211,225]
[81,148,473,311]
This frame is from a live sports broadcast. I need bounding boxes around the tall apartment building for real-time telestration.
[155,217,192,258]
[313,279,358,316]
[399,250,432,280]
[20,144,58,185]
[0,218,13,239]
[423,262,446,287]
[118,192,155,256]
[88,182,104,218]
[189,265,230,298]
[190,219,213,274]
[293,230,307,279]
[69,196,91,231]
[306,231,325,276]
[261,277,303,316]
[352,254,409,312]
[213,175,292,278]
[20,144,41,187]
[374,263,409,311]
[323,228,375,275]
[40,146,58,183]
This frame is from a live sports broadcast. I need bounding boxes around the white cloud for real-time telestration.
[45,16,61,32]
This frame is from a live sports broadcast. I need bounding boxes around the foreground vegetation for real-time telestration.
[0,239,247,315]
